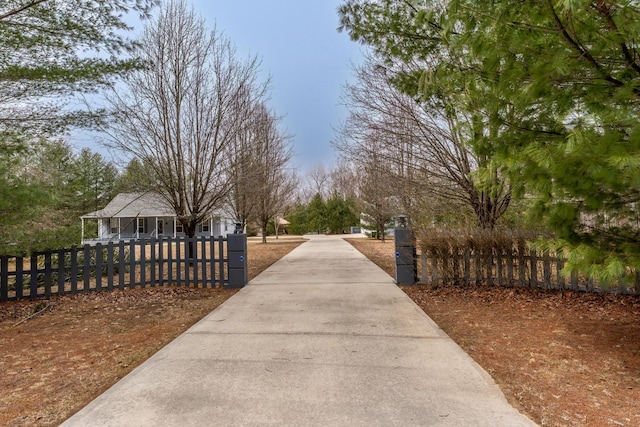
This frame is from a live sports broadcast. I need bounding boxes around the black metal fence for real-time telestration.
[0,235,248,302]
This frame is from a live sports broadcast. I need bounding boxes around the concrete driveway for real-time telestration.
[62,234,537,426]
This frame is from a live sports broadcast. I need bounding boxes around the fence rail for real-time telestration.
[0,235,247,302]
[416,247,638,294]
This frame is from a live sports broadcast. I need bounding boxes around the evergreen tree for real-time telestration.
[113,158,157,194]
[326,193,359,234]
[0,139,119,254]
[0,0,158,140]
[0,139,47,253]
[339,0,640,281]
[69,148,118,215]
[286,202,310,236]
[306,193,328,234]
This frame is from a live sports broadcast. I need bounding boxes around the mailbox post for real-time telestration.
[226,233,248,288]
[394,215,417,285]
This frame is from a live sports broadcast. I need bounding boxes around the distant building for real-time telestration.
[80,192,236,244]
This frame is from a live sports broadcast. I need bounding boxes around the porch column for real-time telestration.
[118,218,121,241]
[210,216,213,237]
[155,217,158,237]
[81,219,85,243]
[174,217,177,238]
[136,216,139,240]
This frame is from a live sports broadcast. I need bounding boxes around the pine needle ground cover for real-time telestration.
[346,238,640,427]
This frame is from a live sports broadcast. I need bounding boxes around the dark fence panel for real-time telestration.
[416,247,637,294]
[0,235,247,302]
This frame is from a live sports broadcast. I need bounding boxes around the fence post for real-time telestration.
[44,252,52,297]
[226,234,248,288]
[129,240,136,288]
[158,237,164,287]
[394,225,417,285]
[167,237,174,285]
[530,251,538,288]
[176,238,182,284]
[518,239,526,287]
[150,238,156,287]
[70,248,78,294]
[95,243,103,291]
[118,240,125,290]
[57,249,66,296]
[218,237,225,286]
[107,242,114,291]
[543,251,552,289]
[83,245,91,292]
[452,248,460,284]
[420,252,428,283]
[139,241,146,287]
[30,255,38,299]
[16,257,23,299]
[463,248,471,286]
[200,236,207,287]
[2,256,9,301]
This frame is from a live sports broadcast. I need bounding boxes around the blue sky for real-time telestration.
[72,1,362,172]
[189,0,364,171]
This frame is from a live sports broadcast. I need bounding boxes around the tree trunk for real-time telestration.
[471,189,511,230]
[379,223,386,242]
[260,218,268,244]
[274,217,279,240]
[184,220,197,261]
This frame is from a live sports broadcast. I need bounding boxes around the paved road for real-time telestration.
[62,235,537,426]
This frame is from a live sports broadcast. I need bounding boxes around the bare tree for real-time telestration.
[303,163,331,201]
[336,55,511,229]
[226,100,295,237]
[250,105,296,243]
[329,159,360,201]
[104,0,266,239]
[226,97,261,230]
[358,147,397,242]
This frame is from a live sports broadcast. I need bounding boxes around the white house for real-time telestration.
[80,192,237,243]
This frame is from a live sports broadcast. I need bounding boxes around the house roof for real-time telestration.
[81,192,175,219]
[277,217,290,226]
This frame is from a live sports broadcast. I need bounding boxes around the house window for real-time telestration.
[137,218,145,234]
[201,222,210,233]
[176,222,183,233]
[110,219,118,234]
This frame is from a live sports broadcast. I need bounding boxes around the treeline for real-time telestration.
[0,139,122,253]
[286,193,359,236]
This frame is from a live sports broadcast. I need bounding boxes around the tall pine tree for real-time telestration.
[0,0,158,140]
[340,0,640,282]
